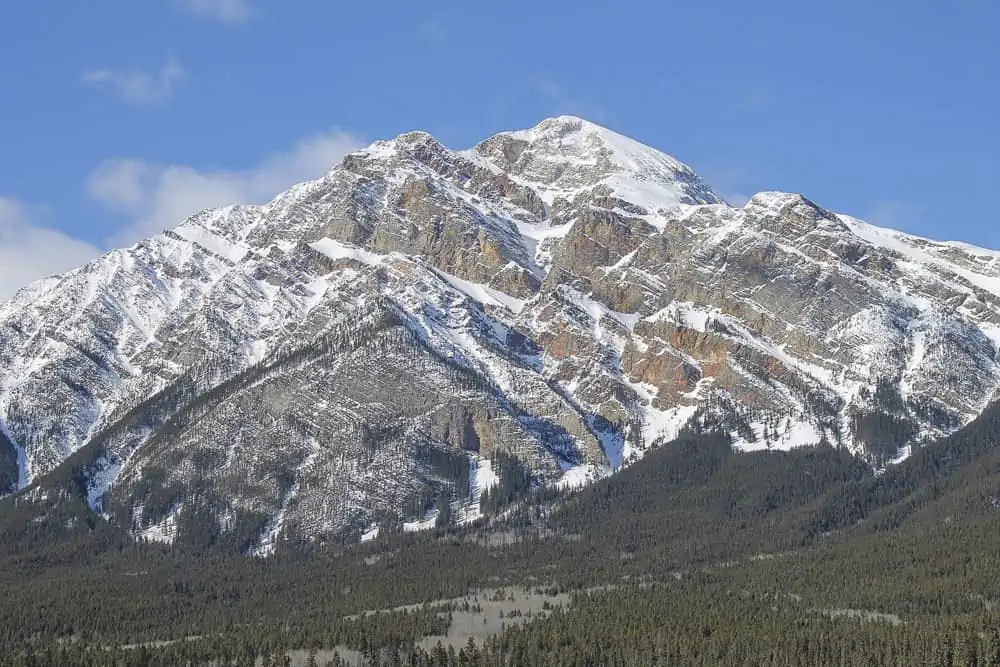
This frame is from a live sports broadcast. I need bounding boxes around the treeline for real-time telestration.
[4,395,1000,663]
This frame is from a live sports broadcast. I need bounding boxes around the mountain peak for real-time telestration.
[468,116,723,211]
[7,115,1000,550]
[521,114,604,137]
[504,115,692,173]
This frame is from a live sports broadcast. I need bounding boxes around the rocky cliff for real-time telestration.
[2,116,998,549]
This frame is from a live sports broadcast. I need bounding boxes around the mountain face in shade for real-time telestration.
[2,116,999,551]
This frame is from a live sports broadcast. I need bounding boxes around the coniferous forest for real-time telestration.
[3,400,1000,665]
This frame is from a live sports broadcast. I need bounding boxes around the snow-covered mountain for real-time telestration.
[2,115,999,549]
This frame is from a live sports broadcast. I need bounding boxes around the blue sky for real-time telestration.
[0,0,997,298]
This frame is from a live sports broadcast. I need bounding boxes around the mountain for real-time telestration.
[2,115,1000,551]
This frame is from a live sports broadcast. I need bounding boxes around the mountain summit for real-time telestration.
[2,117,999,550]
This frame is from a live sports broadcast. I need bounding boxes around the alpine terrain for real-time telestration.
[2,115,1000,553]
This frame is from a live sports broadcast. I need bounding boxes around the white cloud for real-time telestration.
[85,159,153,212]
[88,131,365,245]
[0,130,362,301]
[83,56,184,106]
[0,198,102,301]
[177,0,252,23]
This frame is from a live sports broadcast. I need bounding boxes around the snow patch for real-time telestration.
[458,455,499,525]
[585,415,626,469]
[979,324,1000,357]
[621,371,700,457]
[644,301,713,331]
[174,223,249,263]
[607,248,639,271]
[513,219,575,276]
[403,508,439,533]
[471,456,499,497]
[554,464,608,490]
[435,270,526,315]
[889,444,913,465]
[309,238,386,266]
[559,286,639,344]
[247,339,268,366]
[900,315,929,397]
[139,504,182,544]
[85,454,121,512]
[732,418,823,452]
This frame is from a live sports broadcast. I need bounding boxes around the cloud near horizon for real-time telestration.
[0,131,363,302]
[88,130,365,246]
[0,198,103,301]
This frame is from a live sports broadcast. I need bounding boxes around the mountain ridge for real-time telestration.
[2,115,999,550]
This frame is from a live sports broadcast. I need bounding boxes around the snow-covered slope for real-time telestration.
[2,115,999,550]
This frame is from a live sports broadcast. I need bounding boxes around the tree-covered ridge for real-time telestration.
[3,399,1000,664]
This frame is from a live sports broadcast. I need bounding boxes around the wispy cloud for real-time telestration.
[83,56,184,106]
[88,131,365,246]
[0,130,364,302]
[177,0,252,23]
[0,198,102,301]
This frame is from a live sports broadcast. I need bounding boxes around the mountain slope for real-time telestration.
[2,115,1000,548]
[5,396,1000,664]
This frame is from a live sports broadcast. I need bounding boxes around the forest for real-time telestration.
[2,399,1000,665]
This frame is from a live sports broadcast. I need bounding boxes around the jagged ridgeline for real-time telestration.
[3,116,1000,551]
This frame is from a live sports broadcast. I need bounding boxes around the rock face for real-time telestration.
[2,115,999,549]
